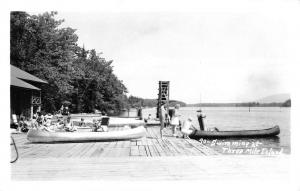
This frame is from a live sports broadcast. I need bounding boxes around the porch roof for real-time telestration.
[11,76,40,90]
[11,65,48,84]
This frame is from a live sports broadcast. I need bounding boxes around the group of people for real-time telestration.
[159,102,207,138]
[11,103,113,134]
[11,111,78,133]
[33,112,77,132]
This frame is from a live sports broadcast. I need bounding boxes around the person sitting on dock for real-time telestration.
[36,112,44,126]
[37,121,55,132]
[44,117,52,128]
[181,117,197,139]
[64,116,77,132]
[92,119,100,132]
[30,115,38,129]
[34,112,54,132]
[19,116,30,133]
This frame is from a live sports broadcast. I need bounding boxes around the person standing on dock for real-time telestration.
[137,106,143,120]
[159,102,168,138]
[197,110,206,131]
[170,104,181,137]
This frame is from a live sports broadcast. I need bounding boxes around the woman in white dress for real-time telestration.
[170,104,181,137]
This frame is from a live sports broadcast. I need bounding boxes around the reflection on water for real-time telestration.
[143,107,290,155]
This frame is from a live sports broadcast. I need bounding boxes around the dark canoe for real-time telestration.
[189,125,280,139]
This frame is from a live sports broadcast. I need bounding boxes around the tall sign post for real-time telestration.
[156,81,170,118]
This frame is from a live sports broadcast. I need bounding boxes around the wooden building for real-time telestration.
[10,65,48,119]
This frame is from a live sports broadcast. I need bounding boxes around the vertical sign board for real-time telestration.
[156,81,170,118]
[31,91,42,119]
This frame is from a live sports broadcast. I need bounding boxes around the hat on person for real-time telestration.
[188,117,193,121]
[197,109,202,112]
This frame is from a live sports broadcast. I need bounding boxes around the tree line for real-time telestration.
[127,96,186,108]
[11,11,129,114]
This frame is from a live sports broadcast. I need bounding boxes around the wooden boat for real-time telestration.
[27,126,146,143]
[189,125,280,139]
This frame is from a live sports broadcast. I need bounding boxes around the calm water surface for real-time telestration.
[143,107,290,155]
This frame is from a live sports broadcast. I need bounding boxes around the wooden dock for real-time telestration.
[11,126,289,180]
[11,126,219,159]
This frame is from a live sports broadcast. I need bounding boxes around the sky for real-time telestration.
[52,3,298,104]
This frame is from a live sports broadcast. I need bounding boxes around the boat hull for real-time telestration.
[189,125,280,139]
[27,126,146,143]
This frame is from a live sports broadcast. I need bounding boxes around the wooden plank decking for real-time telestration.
[10,126,289,180]
[11,126,219,159]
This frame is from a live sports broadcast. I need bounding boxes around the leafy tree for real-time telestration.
[11,11,128,114]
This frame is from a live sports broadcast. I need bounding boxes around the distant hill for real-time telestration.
[186,93,291,107]
[257,93,290,103]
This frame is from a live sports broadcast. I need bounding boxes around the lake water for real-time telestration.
[143,107,290,155]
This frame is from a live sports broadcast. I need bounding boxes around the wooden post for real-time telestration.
[38,91,41,112]
[30,105,33,119]
[31,91,33,119]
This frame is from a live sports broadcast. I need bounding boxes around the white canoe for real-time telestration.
[27,126,146,143]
